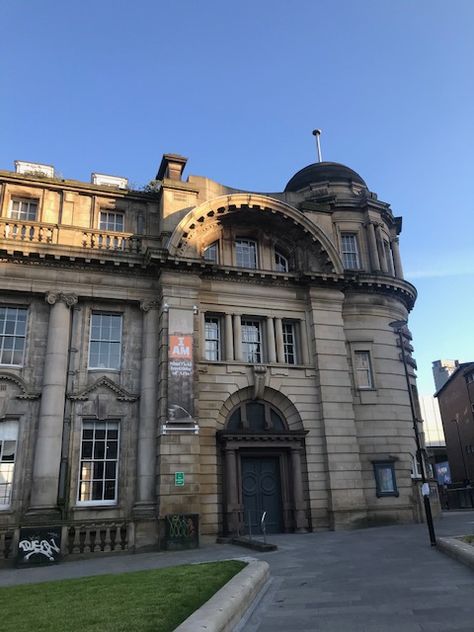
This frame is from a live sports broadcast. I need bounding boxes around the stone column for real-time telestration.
[291,446,308,532]
[29,292,77,515]
[224,447,239,534]
[275,317,285,363]
[299,319,310,365]
[225,313,234,361]
[233,314,243,362]
[376,225,388,272]
[266,317,276,363]
[391,237,404,279]
[366,222,381,271]
[135,300,159,514]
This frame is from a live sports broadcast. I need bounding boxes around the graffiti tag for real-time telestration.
[18,537,60,561]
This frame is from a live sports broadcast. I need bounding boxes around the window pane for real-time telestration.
[341,234,360,269]
[203,242,218,262]
[0,308,27,366]
[79,421,118,504]
[89,313,122,369]
[355,351,373,389]
[236,239,257,268]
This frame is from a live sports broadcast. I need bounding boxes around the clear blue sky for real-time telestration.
[2,0,473,394]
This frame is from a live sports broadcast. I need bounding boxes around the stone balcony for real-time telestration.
[0,218,142,263]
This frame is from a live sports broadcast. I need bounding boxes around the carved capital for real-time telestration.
[140,298,161,313]
[45,292,78,308]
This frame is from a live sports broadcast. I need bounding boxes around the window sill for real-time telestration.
[376,491,399,498]
[74,503,119,509]
[88,368,121,373]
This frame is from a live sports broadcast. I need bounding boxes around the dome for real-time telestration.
[284,161,367,192]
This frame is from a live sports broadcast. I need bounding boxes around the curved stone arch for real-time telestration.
[216,385,304,431]
[0,372,40,400]
[167,193,344,274]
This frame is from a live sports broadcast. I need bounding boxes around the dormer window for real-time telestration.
[235,238,257,269]
[203,241,219,263]
[99,211,124,232]
[275,250,289,272]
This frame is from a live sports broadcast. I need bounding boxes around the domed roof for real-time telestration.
[284,161,367,192]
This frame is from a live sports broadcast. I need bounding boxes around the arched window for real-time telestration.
[227,401,286,432]
[274,250,289,272]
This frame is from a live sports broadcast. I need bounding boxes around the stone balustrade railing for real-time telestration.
[0,219,142,255]
[0,219,56,243]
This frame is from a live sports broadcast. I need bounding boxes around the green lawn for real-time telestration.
[0,560,246,632]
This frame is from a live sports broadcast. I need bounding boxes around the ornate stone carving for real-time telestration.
[140,298,161,312]
[0,372,41,400]
[68,376,139,402]
[45,292,78,307]
[253,365,267,400]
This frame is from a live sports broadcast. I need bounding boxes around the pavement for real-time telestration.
[1,511,474,632]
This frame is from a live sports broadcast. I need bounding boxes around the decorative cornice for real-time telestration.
[68,376,139,402]
[0,372,41,400]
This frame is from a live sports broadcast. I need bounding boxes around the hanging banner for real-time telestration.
[168,332,194,421]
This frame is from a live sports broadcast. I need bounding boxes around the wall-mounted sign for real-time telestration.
[175,471,185,486]
[17,526,62,566]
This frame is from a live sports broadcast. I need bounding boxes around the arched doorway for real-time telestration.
[218,399,308,536]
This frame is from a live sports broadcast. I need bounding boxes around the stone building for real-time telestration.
[0,153,426,557]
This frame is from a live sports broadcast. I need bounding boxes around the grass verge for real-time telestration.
[0,560,246,632]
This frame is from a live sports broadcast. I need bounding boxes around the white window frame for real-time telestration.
[204,316,221,361]
[99,211,124,232]
[282,321,297,365]
[9,198,38,222]
[275,250,289,272]
[203,241,219,263]
[341,233,360,269]
[0,420,19,509]
[77,420,119,506]
[235,238,258,269]
[241,319,263,363]
[354,350,374,389]
[88,312,122,370]
[0,307,27,366]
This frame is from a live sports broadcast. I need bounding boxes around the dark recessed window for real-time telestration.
[227,402,286,432]
[275,250,289,272]
[373,461,398,497]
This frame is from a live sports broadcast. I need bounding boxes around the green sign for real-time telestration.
[175,472,185,487]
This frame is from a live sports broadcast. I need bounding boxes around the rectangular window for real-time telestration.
[242,319,262,363]
[78,420,119,505]
[0,307,27,366]
[341,233,360,269]
[282,321,297,365]
[88,313,122,370]
[0,420,18,508]
[373,461,398,497]
[235,238,257,269]
[204,317,220,361]
[9,198,38,221]
[354,350,374,389]
[99,211,124,232]
[275,250,289,272]
[203,242,219,263]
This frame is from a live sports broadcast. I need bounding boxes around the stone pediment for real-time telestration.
[68,376,139,402]
[0,372,41,400]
